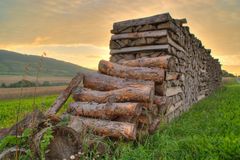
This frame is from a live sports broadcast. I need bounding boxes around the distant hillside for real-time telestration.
[222,70,235,77]
[0,50,93,76]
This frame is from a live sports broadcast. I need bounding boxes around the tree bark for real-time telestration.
[112,13,172,34]
[68,116,137,140]
[82,71,154,91]
[110,44,171,55]
[154,96,167,107]
[155,82,167,96]
[119,55,177,70]
[111,30,168,40]
[32,126,80,160]
[165,72,180,81]
[68,102,142,119]
[148,117,161,134]
[46,73,83,116]
[98,60,165,82]
[73,85,154,103]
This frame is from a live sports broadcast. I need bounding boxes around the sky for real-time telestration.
[0,0,239,75]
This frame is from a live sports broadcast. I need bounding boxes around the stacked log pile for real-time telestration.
[67,13,221,140]
[0,13,222,159]
[109,13,221,120]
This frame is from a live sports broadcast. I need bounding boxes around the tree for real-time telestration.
[1,83,7,88]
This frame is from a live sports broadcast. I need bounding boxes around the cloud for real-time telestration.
[0,0,239,73]
[32,36,51,45]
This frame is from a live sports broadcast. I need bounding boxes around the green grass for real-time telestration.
[0,83,239,159]
[0,95,72,129]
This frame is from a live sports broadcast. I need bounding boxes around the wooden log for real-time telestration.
[141,103,158,115]
[32,126,81,160]
[175,18,187,26]
[138,113,153,125]
[114,115,139,124]
[82,71,154,91]
[138,24,157,32]
[156,85,183,96]
[46,73,83,116]
[166,72,180,80]
[0,128,9,140]
[2,110,46,138]
[166,100,183,115]
[98,60,165,82]
[157,21,180,33]
[154,96,169,115]
[149,117,161,134]
[119,56,176,70]
[73,85,154,103]
[110,44,171,55]
[165,87,183,96]
[68,102,142,119]
[112,13,172,34]
[155,82,167,96]
[68,116,137,140]
[154,96,167,107]
[0,147,27,160]
[111,30,168,40]
[111,35,186,53]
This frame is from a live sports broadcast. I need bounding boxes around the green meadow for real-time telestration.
[0,81,239,159]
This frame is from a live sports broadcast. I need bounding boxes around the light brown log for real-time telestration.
[156,85,183,96]
[112,13,172,34]
[110,44,171,55]
[166,72,180,80]
[155,82,167,96]
[154,96,167,107]
[119,56,176,70]
[154,96,169,115]
[114,115,138,124]
[46,73,83,116]
[149,117,161,134]
[165,87,183,96]
[111,34,185,53]
[98,60,165,82]
[68,116,137,139]
[0,147,27,160]
[82,71,154,91]
[141,103,158,115]
[166,100,183,115]
[32,126,80,159]
[138,113,152,125]
[68,102,142,119]
[73,85,154,103]
[111,30,168,40]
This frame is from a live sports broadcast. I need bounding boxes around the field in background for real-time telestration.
[0,75,71,99]
[222,77,239,85]
[0,95,72,129]
[0,86,66,99]
[0,75,71,85]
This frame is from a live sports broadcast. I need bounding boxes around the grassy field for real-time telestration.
[0,95,72,129]
[0,81,239,159]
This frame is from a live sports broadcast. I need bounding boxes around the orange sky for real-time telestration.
[0,0,239,75]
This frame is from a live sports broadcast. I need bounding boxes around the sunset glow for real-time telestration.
[0,0,239,74]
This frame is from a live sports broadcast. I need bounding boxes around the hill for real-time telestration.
[0,50,92,76]
[222,69,235,77]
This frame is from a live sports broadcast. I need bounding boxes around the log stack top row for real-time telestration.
[67,13,221,140]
